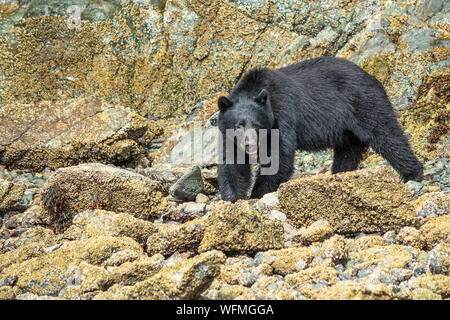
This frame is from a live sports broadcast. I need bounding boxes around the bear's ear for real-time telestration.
[218,96,233,112]
[255,89,268,106]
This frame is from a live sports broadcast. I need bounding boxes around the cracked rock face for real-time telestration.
[0,98,156,171]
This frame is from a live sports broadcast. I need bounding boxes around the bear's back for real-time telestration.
[278,56,373,83]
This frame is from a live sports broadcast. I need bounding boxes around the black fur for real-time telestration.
[218,56,423,203]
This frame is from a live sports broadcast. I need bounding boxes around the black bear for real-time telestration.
[217,56,423,203]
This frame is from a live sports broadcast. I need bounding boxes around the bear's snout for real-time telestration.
[236,126,258,155]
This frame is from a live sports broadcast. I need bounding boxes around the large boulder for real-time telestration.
[40,163,169,229]
[199,201,284,253]
[278,166,418,234]
[146,219,205,256]
[0,98,160,170]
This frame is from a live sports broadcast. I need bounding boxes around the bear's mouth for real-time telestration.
[236,125,258,156]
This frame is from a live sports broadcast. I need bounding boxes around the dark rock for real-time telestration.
[169,165,204,201]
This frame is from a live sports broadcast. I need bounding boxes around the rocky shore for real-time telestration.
[0,161,448,300]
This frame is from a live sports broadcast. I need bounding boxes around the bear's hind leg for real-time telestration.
[370,128,423,182]
[332,132,367,174]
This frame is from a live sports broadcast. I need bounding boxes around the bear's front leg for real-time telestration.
[250,162,293,198]
[250,137,295,199]
[218,163,251,203]
[250,169,279,199]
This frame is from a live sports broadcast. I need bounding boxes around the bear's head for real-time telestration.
[217,89,275,157]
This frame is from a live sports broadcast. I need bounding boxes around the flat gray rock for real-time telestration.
[169,165,204,201]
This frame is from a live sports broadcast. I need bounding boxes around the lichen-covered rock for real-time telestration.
[0,286,18,300]
[0,242,48,271]
[407,274,450,299]
[0,179,25,213]
[94,250,225,300]
[279,166,418,233]
[345,245,418,279]
[347,235,387,252]
[16,205,53,227]
[146,219,205,256]
[104,249,143,267]
[198,201,284,253]
[217,256,258,287]
[105,254,165,286]
[398,70,449,162]
[397,226,426,249]
[251,275,300,300]
[0,235,143,297]
[63,210,159,244]
[0,98,158,170]
[408,288,442,300]
[418,215,450,249]
[293,219,333,245]
[321,235,349,265]
[314,281,394,300]
[40,163,169,229]
[285,266,341,289]
[1,226,57,253]
[60,262,110,300]
[0,0,447,162]
[428,243,450,275]
[256,247,315,276]
[201,280,256,300]
[412,192,450,223]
